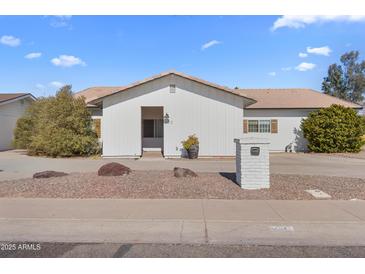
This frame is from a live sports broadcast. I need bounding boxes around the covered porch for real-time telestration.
[141,106,164,157]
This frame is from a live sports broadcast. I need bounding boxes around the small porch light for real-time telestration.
[163,113,170,123]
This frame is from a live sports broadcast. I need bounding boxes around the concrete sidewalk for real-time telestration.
[1,198,365,246]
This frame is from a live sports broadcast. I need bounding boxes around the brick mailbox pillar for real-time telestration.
[234,137,270,189]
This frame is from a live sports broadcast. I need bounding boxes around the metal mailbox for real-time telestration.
[250,146,260,156]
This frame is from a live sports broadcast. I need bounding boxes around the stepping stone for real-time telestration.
[305,189,331,199]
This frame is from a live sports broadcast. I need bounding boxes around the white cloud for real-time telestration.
[306,46,332,56]
[201,40,221,50]
[298,52,308,58]
[36,84,45,89]
[295,62,316,72]
[25,52,42,59]
[50,16,72,28]
[49,81,64,88]
[281,67,292,71]
[268,72,276,76]
[271,15,365,31]
[0,35,21,47]
[51,55,86,67]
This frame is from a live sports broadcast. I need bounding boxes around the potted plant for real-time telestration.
[182,134,199,159]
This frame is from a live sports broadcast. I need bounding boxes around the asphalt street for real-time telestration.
[1,242,365,258]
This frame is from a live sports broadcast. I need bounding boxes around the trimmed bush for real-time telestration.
[13,85,100,157]
[300,104,365,153]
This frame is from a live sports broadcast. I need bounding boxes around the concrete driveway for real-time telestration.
[0,150,365,180]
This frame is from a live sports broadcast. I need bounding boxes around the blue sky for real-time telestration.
[1,15,365,97]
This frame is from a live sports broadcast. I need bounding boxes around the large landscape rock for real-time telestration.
[33,170,68,179]
[98,162,131,176]
[173,167,197,178]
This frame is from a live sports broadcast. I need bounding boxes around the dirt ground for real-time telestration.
[0,171,364,200]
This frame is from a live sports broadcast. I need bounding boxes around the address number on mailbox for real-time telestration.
[250,147,260,156]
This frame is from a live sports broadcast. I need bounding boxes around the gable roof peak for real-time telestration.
[85,70,255,104]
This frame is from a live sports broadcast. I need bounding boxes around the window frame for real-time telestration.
[248,120,259,133]
[259,120,271,133]
[247,119,272,133]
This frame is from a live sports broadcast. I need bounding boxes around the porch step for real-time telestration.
[141,151,164,159]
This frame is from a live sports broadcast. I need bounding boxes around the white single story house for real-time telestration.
[0,93,36,151]
[75,71,362,158]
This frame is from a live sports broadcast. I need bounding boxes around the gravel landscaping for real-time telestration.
[1,171,364,200]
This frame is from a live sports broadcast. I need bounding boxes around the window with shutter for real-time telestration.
[244,119,278,133]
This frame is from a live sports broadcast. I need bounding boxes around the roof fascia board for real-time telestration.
[0,94,36,107]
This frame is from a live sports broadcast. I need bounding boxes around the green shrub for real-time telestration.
[13,116,33,149]
[13,98,48,149]
[181,134,199,150]
[13,85,100,157]
[300,104,365,153]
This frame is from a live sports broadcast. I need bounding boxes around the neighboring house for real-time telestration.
[75,71,361,158]
[359,101,365,116]
[75,86,124,140]
[0,93,36,151]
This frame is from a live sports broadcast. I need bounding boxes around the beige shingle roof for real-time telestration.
[74,86,125,105]
[75,71,362,110]
[238,88,362,109]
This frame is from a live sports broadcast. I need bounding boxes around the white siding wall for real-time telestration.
[0,99,31,150]
[102,75,244,157]
[243,109,314,152]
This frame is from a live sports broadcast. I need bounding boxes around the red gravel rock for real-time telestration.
[98,162,131,176]
[173,167,197,178]
[1,171,365,200]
